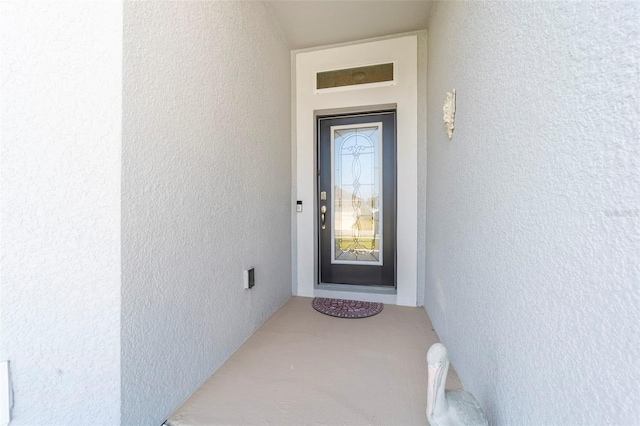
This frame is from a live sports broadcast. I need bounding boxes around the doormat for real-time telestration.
[312,298,383,319]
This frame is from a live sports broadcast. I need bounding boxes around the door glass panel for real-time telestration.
[331,123,383,265]
[316,63,394,90]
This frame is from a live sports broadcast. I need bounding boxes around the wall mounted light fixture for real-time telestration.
[443,89,456,140]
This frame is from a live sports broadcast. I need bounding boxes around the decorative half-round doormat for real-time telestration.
[312,298,383,319]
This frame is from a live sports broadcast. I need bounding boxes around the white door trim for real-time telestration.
[293,36,418,307]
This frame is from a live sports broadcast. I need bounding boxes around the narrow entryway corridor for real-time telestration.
[166,297,462,425]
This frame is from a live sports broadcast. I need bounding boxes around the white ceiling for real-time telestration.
[265,1,433,50]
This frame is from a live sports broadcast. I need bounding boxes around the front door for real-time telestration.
[318,111,396,287]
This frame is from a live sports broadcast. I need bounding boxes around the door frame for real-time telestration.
[294,35,419,306]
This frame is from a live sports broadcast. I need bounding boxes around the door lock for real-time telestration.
[320,205,327,230]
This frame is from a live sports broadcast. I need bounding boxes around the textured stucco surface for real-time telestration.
[0,2,122,424]
[425,2,640,424]
[417,30,428,307]
[122,2,292,424]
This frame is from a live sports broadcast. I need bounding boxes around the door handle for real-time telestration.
[320,205,327,230]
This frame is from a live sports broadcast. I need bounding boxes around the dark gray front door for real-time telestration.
[318,111,396,287]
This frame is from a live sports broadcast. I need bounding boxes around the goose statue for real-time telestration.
[426,343,488,426]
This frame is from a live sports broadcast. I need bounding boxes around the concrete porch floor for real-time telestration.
[166,296,462,426]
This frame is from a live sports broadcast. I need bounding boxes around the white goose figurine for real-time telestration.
[426,343,489,426]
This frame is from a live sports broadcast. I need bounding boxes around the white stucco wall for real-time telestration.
[425,2,640,424]
[416,30,428,307]
[122,2,292,424]
[294,36,419,306]
[0,2,122,424]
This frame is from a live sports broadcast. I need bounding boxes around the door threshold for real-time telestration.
[316,282,397,295]
[314,284,397,305]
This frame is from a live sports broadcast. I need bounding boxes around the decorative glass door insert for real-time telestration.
[331,123,383,265]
